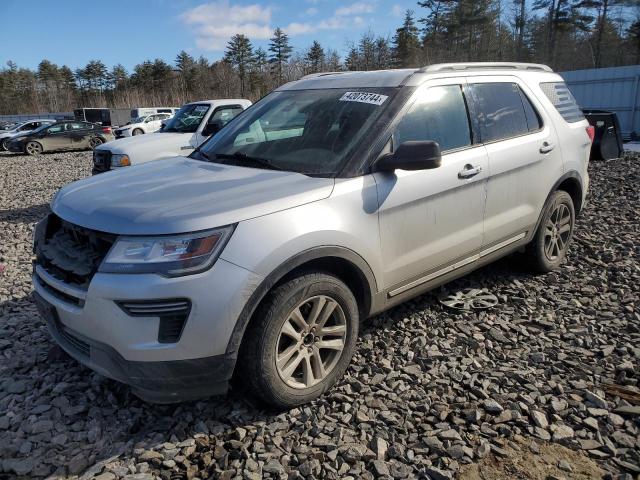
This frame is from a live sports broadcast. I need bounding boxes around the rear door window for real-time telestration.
[395,84,472,152]
[470,82,531,142]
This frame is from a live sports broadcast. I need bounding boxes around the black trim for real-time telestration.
[224,246,378,356]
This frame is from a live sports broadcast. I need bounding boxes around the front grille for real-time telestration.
[93,150,112,171]
[35,273,84,307]
[35,214,116,289]
[118,299,191,344]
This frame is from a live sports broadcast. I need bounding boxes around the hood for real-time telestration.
[96,132,187,155]
[52,158,335,235]
[0,130,23,140]
[5,131,31,141]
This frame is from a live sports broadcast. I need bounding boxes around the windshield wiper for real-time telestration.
[213,152,284,171]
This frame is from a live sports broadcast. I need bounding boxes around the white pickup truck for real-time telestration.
[92,99,251,173]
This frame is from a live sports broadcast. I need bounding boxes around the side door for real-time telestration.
[466,77,564,249]
[41,123,71,150]
[66,122,93,149]
[373,80,489,294]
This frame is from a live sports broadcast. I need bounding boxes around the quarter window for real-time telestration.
[471,82,532,142]
[395,85,471,152]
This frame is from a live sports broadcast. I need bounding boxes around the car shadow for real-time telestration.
[0,203,50,224]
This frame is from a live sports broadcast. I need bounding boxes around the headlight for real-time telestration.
[111,154,131,167]
[99,226,234,276]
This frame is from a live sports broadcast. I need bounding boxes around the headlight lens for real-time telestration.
[99,226,234,276]
[111,154,131,167]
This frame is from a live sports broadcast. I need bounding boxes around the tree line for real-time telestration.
[1,0,638,116]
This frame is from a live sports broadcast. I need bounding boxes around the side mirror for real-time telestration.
[202,121,222,137]
[376,140,442,172]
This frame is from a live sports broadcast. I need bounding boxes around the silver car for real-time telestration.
[33,63,593,407]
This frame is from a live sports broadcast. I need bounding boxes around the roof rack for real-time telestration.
[419,62,553,73]
[299,71,346,80]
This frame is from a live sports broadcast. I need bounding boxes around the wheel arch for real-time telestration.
[225,246,377,359]
[528,170,583,244]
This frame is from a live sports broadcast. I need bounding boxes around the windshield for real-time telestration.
[162,104,210,133]
[198,88,396,176]
[132,116,147,124]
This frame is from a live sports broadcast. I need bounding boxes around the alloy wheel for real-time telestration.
[89,137,103,149]
[26,142,42,155]
[275,295,347,389]
[544,202,572,261]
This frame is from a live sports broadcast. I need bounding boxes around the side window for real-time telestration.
[539,81,585,123]
[68,122,87,130]
[471,82,531,142]
[209,106,244,127]
[47,124,65,134]
[519,89,543,132]
[395,85,471,152]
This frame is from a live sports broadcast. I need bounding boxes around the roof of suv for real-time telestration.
[279,62,560,91]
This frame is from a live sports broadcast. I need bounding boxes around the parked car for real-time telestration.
[130,107,179,119]
[114,113,174,138]
[92,99,251,173]
[0,119,56,150]
[7,121,114,155]
[33,63,592,407]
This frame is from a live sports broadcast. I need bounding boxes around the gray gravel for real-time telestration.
[0,150,639,479]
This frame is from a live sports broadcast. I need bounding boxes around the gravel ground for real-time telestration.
[0,150,639,480]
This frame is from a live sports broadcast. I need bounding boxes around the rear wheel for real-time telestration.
[89,137,103,150]
[239,272,358,408]
[25,141,43,156]
[526,190,575,272]
[132,128,143,136]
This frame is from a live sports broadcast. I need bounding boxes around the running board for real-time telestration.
[388,232,526,298]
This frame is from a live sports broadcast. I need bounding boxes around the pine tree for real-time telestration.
[345,47,361,70]
[268,27,293,84]
[224,34,254,96]
[392,10,422,67]
[305,40,325,73]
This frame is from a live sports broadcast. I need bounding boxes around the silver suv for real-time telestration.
[33,63,593,407]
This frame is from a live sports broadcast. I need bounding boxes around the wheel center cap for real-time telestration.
[303,333,315,346]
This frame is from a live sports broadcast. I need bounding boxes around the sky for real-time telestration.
[0,0,418,72]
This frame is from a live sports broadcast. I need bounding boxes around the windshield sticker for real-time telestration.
[339,92,388,106]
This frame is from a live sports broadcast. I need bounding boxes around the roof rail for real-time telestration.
[419,62,554,73]
[299,71,346,80]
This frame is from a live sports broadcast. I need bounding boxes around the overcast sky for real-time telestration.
[0,0,419,71]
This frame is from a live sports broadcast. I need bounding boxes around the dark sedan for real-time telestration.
[7,121,114,155]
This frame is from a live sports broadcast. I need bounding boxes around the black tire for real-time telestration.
[89,137,103,150]
[0,138,8,151]
[238,272,359,409]
[526,190,575,272]
[132,128,143,136]
[25,141,43,156]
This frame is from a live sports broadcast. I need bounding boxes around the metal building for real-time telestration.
[560,65,640,140]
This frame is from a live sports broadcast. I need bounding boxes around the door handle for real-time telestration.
[458,164,483,179]
[540,142,555,154]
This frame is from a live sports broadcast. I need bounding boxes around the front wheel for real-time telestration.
[25,141,43,156]
[526,190,575,272]
[239,272,359,408]
[132,128,143,136]
[0,138,8,151]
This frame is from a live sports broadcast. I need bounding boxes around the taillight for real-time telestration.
[102,126,112,134]
[586,125,595,143]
